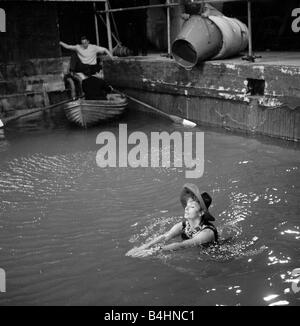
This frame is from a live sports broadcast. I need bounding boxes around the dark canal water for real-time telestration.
[0,107,299,306]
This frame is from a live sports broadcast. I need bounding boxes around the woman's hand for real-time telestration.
[130,249,155,258]
[126,246,160,258]
[126,224,183,258]
[126,247,141,257]
[126,243,148,255]
[126,245,150,257]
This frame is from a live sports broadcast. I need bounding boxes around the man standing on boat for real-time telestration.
[60,36,114,76]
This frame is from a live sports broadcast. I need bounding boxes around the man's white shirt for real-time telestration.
[75,44,107,65]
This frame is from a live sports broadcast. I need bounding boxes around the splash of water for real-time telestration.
[128,216,267,265]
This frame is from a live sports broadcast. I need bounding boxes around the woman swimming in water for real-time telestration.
[127,183,218,258]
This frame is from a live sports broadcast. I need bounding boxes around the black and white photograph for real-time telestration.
[0,0,299,308]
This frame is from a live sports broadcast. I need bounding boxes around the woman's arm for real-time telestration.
[60,41,77,51]
[126,222,183,257]
[144,222,183,249]
[161,229,215,252]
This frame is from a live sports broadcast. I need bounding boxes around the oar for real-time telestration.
[0,98,73,128]
[113,89,197,128]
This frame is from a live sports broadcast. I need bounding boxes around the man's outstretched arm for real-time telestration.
[59,41,77,51]
[96,46,114,59]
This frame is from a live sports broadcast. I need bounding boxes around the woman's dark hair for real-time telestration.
[201,192,212,209]
[183,190,198,204]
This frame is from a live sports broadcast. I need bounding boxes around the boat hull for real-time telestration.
[63,94,128,128]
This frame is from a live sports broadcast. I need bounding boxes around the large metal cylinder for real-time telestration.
[172,15,222,69]
[172,14,249,69]
[209,15,249,60]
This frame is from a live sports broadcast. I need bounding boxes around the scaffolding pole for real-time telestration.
[247,0,252,57]
[242,0,260,62]
[105,0,113,54]
[93,2,100,45]
[97,0,252,14]
[167,0,171,56]
[97,2,179,14]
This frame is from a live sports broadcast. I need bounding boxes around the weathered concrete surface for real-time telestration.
[0,57,68,93]
[0,57,67,79]
[0,93,46,115]
[104,53,300,141]
[0,57,70,117]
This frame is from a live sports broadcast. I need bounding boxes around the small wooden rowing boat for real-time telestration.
[63,94,128,128]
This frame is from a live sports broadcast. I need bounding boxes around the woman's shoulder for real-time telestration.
[200,222,218,242]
